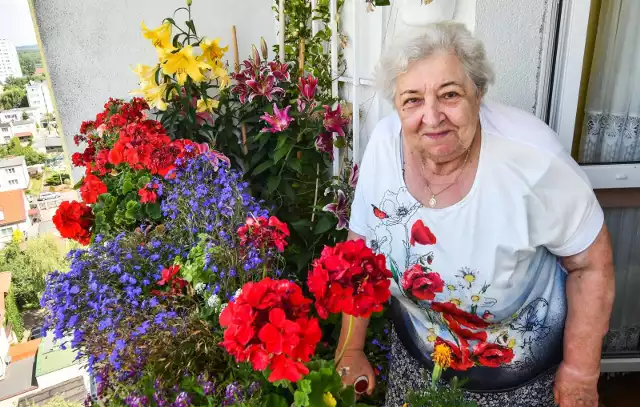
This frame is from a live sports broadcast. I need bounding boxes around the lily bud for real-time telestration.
[260,38,269,60]
[186,0,192,5]
[251,45,261,65]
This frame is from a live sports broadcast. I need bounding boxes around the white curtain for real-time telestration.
[579,0,640,354]
[580,0,640,164]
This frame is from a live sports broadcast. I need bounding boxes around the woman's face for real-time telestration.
[394,51,482,164]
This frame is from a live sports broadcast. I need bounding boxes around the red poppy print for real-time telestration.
[435,337,474,371]
[401,264,444,301]
[371,204,388,219]
[430,301,489,330]
[410,219,437,246]
[472,342,515,368]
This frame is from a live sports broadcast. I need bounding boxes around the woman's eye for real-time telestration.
[404,97,421,106]
[442,92,459,100]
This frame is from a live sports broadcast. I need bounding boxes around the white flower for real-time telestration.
[233,288,242,300]
[219,302,228,315]
[207,294,221,310]
[195,283,206,295]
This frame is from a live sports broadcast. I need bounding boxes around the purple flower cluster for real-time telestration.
[161,153,268,239]
[223,382,243,406]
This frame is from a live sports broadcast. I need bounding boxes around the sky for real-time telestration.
[0,0,38,46]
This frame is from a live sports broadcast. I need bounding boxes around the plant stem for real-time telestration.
[336,314,354,364]
[310,163,320,223]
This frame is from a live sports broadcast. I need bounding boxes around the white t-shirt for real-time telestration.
[349,99,604,391]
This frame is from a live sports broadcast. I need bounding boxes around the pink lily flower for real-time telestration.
[323,189,349,230]
[260,104,294,133]
[268,61,291,82]
[323,104,350,137]
[314,132,334,159]
[349,163,359,188]
[298,74,318,100]
[246,74,285,103]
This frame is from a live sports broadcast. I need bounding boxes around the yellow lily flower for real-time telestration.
[209,61,230,88]
[132,64,158,88]
[142,21,173,50]
[161,45,209,85]
[199,37,228,64]
[196,98,219,113]
[140,82,169,111]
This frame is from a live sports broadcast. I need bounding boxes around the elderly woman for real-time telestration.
[336,22,615,407]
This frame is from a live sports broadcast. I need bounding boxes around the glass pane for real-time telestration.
[577,0,640,165]
[602,207,640,355]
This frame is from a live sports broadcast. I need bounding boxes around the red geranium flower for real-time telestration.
[435,337,474,371]
[308,239,392,319]
[237,216,290,252]
[79,174,107,204]
[401,264,444,301]
[410,219,437,246]
[430,301,489,330]
[157,265,181,286]
[138,183,159,204]
[219,279,321,383]
[472,342,514,368]
[52,201,94,245]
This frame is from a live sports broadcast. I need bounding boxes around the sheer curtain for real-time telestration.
[579,0,640,354]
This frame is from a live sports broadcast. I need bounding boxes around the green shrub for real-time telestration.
[45,172,70,186]
[6,286,24,342]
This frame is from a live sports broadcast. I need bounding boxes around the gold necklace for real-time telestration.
[423,148,471,208]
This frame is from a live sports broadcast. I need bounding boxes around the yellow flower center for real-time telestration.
[464,274,475,283]
[450,298,461,306]
[447,284,456,291]
[471,295,480,302]
[431,343,452,370]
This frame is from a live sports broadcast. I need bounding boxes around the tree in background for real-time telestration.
[0,87,26,110]
[0,138,47,165]
[22,111,30,120]
[0,235,73,310]
[5,286,25,342]
[19,53,36,76]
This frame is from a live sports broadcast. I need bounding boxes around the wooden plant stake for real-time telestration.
[231,25,248,155]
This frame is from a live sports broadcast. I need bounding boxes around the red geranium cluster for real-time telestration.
[431,301,514,370]
[80,174,108,204]
[237,216,290,252]
[307,239,392,319]
[152,265,188,296]
[219,279,322,382]
[52,201,94,245]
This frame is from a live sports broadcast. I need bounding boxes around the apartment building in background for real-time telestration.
[0,156,29,192]
[0,107,41,126]
[26,81,54,114]
[0,123,12,145]
[0,39,22,83]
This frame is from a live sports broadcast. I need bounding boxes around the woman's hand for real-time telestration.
[554,362,600,407]
[336,349,376,395]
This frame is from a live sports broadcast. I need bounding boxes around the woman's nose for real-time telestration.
[421,100,444,128]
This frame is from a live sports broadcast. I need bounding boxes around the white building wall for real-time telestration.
[0,39,23,83]
[26,81,54,114]
[0,127,12,145]
[0,163,30,192]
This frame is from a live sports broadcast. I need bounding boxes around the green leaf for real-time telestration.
[137,176,151,189]
[72,176,85,190]
[262,394,288,407]
[273,146,290,164]
[314,216,335,235]
[145,203,162,220]
[288,158,303,173]
[267,175,281,194]
[121,179,134,195]
[339,386,356,406]
[298,379,312,394]
[276,134,289,150]
[294,390,309,407]
[252,160,274,176]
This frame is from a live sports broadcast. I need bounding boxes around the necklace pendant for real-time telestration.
[428,195,437,208]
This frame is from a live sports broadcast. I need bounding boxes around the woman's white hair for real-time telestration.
[375,21,494,102]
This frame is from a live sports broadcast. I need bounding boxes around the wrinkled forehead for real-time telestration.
[395,52,476,95]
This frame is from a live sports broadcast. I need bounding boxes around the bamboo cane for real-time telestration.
[231,26,248,155]
[298,38,306,76]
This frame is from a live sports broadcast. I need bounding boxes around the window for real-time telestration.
[8,179,18,185]
[0,227,12,237]
[6,168,15,174]
[0,209,4,221]
[1,128,7,132]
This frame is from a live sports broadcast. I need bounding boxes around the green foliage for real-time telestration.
[19,52,39,77]
[0,236,71,309]
[45,172,70,186]
[0,87,27,110]
[5,285,25,342]
[0,138,48,165]
[404,375,479,407]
